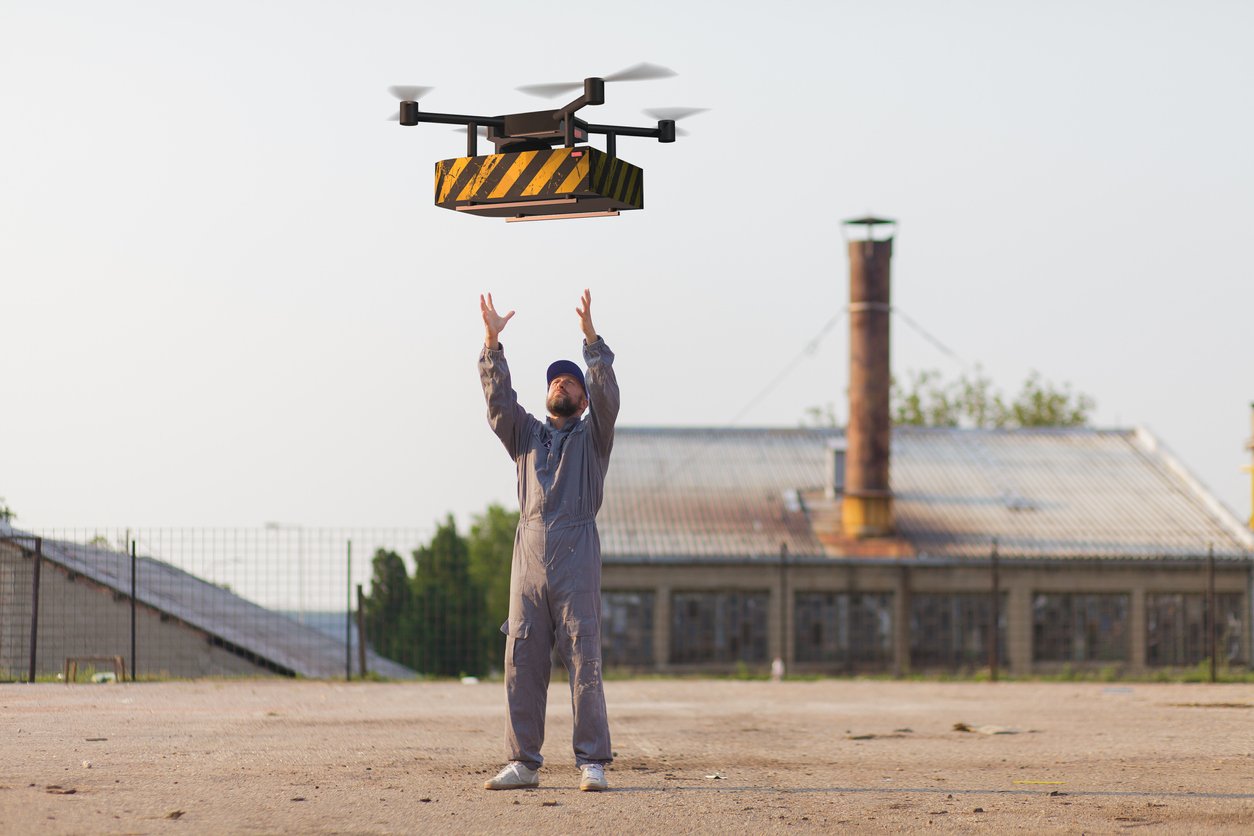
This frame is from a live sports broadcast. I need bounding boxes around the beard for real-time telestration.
[547,392,581,418]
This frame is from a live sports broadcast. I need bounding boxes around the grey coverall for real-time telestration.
[479,337,619,770]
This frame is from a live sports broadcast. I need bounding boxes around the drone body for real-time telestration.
[388,65,703,222]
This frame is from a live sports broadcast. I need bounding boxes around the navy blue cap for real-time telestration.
[546,359,586,393]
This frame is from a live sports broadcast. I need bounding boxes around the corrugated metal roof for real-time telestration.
[601,426,1254,562]
[1,531,415,679]
[894,427,1253,559]
[600,428,833,560]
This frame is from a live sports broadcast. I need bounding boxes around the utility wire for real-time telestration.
[727,304,968,428]
[647,310,846,491]
[726,310,846,426]
[891,305,970,370]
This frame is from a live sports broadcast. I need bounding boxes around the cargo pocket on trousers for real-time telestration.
[503,619,533,666]
[564,617,602,663]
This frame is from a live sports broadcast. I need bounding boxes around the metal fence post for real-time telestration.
[131,540,138,682]
[777,541,788,674]
[345,540,352,682]
[356,584,367,678]
[1207,543,1216,682]
[28,537,43,683]
[989,538,1000,682]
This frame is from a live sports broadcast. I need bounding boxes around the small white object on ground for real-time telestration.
[974,725,1020,735]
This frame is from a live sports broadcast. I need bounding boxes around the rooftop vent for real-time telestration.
[825,439,847,499]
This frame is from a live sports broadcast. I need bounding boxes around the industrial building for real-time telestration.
[596,425,1252,674]
[595,221,1253,675]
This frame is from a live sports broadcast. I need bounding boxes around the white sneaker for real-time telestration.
[579,763,608,792]
[484,761,540,790]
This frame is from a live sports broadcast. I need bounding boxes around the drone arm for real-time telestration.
[583,121,676,143]
[399,107,506,129]
[555,77,606,116]
[551,79,607,147]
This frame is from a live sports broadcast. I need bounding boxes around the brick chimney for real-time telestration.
[841,217,895,538]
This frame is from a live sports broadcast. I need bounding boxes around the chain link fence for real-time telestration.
[2,525,1249,681]
[0,527,432,682]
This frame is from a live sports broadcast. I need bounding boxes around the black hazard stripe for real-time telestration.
[433,159,449,200]
[476,153,514,197]
[504,150,554,199]
[608,159,628,202]
[593,155,616,194]
[629,167,643,206]
[545,151,586,194]
[443,157,482,203]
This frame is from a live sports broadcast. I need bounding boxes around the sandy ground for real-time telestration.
[1,679,1252,834]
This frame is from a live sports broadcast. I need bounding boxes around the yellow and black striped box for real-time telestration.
[434,146,643,219]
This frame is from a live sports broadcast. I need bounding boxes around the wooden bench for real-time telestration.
[64,655,128,684]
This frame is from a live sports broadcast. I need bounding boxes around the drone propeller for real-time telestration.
[388,85,434,102]
[517,62,677,98]
[386,85,435,121]
[643,107,708,137]
[643,107,708,122]
[607,62,678,83]
[514,81,583,99]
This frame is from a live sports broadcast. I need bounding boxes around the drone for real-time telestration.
[387,63,705,222]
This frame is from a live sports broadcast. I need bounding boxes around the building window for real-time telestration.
[793,592,892,669]
[670,591,769,664]
[910,593,1008,670]
[1146,593,1246,667]
[1033,593,1130,662]
[601,590,654,668]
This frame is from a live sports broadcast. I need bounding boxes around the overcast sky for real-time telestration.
[3,0,1252,533]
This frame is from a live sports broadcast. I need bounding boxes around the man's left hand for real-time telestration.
[576,288,597,344]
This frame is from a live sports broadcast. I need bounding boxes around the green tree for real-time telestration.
[361,505,522,677]
[410,515,486,677]
[1005,371,1095,427]
[890,367,1094,428]
[467,504,519,672]
[801,403,841,428]
[362,548,413,667]
[892,369,958,427]
[0,497,15,524]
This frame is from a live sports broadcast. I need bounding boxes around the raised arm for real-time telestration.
[578,288,619,460]
[575,288,597,346]
[479,293,534,458]
[481,292,515,350]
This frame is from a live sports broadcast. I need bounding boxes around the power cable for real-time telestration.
[726,310,846,426]
[646,310,846,490]
[891,305,970,370]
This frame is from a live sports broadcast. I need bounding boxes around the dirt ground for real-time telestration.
[1,679,1252,834]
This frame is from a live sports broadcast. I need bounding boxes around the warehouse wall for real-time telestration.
[1,543,275,680]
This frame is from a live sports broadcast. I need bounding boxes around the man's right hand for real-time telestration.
[480,293,515,349]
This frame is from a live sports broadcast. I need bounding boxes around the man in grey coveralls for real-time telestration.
[478,288,618,793]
